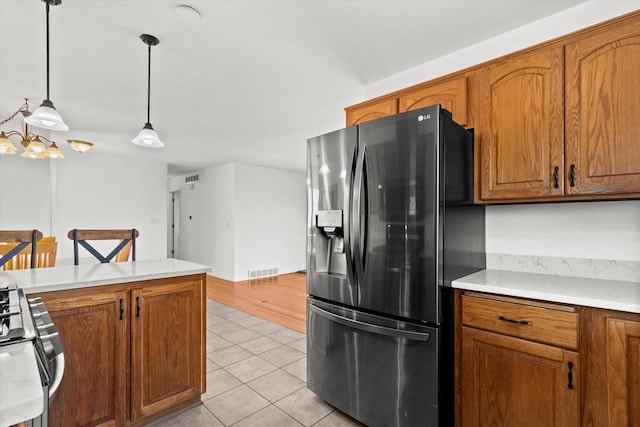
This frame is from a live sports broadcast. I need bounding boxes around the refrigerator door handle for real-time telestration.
[352,144,365,289]
[308,303,431,342]
[344,144,357,288]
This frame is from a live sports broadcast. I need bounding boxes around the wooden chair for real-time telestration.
[0,230,57,271]
[114,240,132,262]
[0,241,58,270]
[67,229,139,265]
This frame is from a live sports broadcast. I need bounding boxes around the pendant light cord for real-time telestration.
[147,43,151,124]
[46,2,50,101]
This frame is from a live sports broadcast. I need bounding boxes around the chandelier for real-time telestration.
[0,99,92,159]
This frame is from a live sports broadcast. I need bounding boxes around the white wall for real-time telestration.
[234,163,306,280]
[0,150,168,263]
[486,201,640,261]
[360,1,640,263]
[171,162,305,281]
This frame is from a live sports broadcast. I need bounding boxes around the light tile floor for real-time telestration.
[151,299,364,427]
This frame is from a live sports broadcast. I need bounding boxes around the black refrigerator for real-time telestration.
[306,105,485,427]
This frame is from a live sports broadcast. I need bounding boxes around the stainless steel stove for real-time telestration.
[0,283,65,426]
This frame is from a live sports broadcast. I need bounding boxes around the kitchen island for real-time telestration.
[0,259,211,427]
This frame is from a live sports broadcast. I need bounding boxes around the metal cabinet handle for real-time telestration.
[569,164,576,187]
[119,298,124,320]
[498,315,530,325]
[553,166,559,189]
[568,361,574,390]
[136,296,141,317]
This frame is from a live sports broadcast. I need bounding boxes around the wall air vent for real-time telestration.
[185,174,199,184]
[248,267,279,279]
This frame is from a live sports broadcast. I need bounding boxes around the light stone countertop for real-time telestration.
[0,258,212,295]
[452,269,640,313]
[0,341,45,427]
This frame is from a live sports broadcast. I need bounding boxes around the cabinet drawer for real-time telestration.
[461,294,578,350]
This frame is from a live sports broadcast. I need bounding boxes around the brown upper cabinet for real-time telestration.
[345,97,398,126]
[478,47,564,201]
[565,18,640,196]
[345,75,468,127]
[480,13,640,202]
[398,76,468,125]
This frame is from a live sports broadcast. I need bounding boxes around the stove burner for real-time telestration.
[0,283,26,343]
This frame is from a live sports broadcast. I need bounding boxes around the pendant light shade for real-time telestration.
[47,141,65,159]
[67,139,93,153]
[25,0,69,131]
[0,132,18,155]
[132,122,163,147]
[25,99,69,131]
[132,34,164,148]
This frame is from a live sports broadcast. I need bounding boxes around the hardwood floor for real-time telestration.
[206,272,307,333]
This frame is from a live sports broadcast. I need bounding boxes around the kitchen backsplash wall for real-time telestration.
[486,253,640,283]
[485,200,640,281]
[485,201,640,262]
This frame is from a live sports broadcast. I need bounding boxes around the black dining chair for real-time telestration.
[67,229,139,265]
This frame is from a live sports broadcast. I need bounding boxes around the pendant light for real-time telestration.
[132,34,164,148]
[25,0,69,131]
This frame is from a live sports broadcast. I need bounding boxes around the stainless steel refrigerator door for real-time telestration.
[355,106,441,323]
[307,127,358,306]
[307,298,440,427]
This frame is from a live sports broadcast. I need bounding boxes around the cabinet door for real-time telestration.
[398,76,468,126]
[461,326,579,427]
[43,290,128,427]
[606,318,640,426]
[478,47,564,201]
[565,18,640,195]
[345,97,398,126]
[130,279,203,421]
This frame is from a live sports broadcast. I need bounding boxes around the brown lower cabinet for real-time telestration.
[458,292,579,426]
[581,307,640,426]
[457,290,640,427]
[34,274,205,427]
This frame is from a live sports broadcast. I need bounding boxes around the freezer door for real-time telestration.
[307,298,440,427]
[307,127,358,306]
[356,106,440,323]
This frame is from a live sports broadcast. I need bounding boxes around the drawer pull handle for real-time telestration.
[498,315,530,325]
[568,361,574,390]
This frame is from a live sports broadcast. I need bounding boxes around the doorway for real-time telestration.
[169,190,181,258]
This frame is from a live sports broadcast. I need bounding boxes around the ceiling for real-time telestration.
[0,0,587,175]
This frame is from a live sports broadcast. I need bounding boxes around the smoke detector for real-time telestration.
[174,5,201,22]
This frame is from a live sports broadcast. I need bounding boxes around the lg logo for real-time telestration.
[417,114,431,121]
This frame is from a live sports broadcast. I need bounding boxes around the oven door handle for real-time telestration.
[309,303,431,342]
[49,353,65,399]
